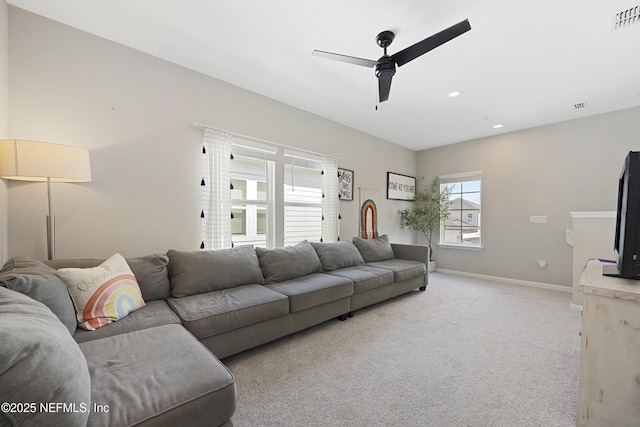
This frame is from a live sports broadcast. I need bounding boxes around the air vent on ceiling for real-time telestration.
[613,5,640,29]
[573,101,588,110]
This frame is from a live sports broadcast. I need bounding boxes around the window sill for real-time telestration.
[438,244,483,251]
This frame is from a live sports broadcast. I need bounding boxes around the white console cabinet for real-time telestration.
[577,260,640,426]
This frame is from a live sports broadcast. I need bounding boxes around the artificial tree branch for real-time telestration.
[399,177,453,262]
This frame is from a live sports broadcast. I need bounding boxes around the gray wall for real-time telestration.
[1,0,8,265]
[417,106,640,287]
[6,7,417,260]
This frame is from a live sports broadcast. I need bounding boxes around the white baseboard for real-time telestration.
[435,268,573,294]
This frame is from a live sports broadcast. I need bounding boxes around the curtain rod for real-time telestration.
[193,121,340,159]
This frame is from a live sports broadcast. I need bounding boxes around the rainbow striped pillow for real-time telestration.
[58,253,146,330]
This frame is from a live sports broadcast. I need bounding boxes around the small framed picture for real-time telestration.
[338,168,354,201]
[387,172,416,200]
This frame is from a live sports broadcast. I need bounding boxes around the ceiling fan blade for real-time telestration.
[312,50,378,68]
[392,19,471,67]
[378,74,393,103]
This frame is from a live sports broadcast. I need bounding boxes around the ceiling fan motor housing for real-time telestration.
[375,55,396,79]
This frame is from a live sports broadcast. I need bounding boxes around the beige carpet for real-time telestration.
[223,272,581,427]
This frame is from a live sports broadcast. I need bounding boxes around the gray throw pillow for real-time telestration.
[311,241,364,271]
[168,245,265,297]
[255,240,323,284]
[0,257,77,335]
[47,254,171,302]
[0,287,91,427]
[352,234,395,262]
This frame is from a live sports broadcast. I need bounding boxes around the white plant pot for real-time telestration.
[428,261,436,273]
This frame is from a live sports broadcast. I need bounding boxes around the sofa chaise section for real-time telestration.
[80,324,236,427]
[0,286,236,427]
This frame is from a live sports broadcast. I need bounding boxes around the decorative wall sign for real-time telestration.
[387,172,416,200]
[338,168,354,201]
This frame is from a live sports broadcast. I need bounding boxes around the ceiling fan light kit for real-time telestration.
[313,19,471,103]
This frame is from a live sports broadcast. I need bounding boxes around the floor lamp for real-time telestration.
[0,139,92,260]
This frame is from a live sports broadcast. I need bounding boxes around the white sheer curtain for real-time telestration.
[321,155,340,242]
[201,128,232,250]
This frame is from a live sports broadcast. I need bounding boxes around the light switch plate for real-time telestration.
[530,215,547,224]
[566,229,574,246]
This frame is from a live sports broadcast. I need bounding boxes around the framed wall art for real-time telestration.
[387,172,416,200]
[338,168,354,201]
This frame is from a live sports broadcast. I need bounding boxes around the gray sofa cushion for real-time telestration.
[80,324,236,427]
[266,273,354,313]
[73,299,181,343]
[365,259,427,283]
[168,246,265,297]
[311,241,364,272]
[0,287,91,427]
[0,257,77,334]
[167,284,289,339]
[256,240,323,284]
[46,254,171,301]
[326,265,394,294]
[352,234,395,262]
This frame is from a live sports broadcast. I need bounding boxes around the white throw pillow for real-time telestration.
[58,253,145,330]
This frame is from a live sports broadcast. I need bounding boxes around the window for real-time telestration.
[203,131,339,249]
[231,179,268,240]
[440,171,481,248]
[229,144,275,248]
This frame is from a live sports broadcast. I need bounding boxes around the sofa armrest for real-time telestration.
[390,244,428,265]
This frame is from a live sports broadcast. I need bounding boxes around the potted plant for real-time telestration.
[399,177,453,272]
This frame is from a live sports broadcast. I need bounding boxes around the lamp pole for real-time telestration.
[46,177,55,260]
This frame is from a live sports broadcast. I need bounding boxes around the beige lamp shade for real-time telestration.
[0,139,92,182]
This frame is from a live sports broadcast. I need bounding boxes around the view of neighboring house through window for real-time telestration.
[202,126,339,250]
[230,144,275,248]
[227,140,331,247]
[284,151,323,246]
[440,171,481,248]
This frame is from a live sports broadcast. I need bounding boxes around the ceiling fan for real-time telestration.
[312,19,471,103]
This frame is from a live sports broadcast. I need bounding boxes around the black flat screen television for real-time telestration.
[603,151,640,279]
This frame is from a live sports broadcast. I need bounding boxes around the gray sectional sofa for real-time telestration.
[0,235,427,427]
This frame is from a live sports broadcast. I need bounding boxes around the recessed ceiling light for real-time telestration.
[492,124,503,129]
[448,90,463,98]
